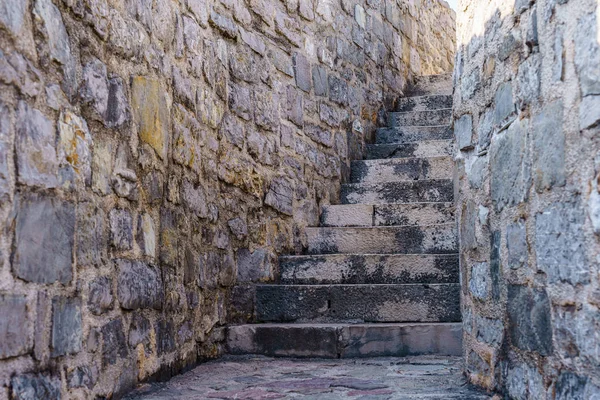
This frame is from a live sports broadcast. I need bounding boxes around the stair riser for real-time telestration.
[321,203,455,227]
[397,95,453,112]
[279,254,459,285]
[366,141,454,160]
[389,109,452,127]
[408,74,453,96]
[350,157,454,184]
[376,126,453,144]
[305,225,457,255]
[255,284,461,323]
[341,180,454,205]
[227,323,463,358]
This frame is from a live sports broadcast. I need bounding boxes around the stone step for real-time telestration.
[320,202,455,227]
[279,254,459,285]
[341,180,454,205]
[396,94,453,112]
[375,126,453,145]
[388,109,452,127]
[350,157,453,184]
[305,224,457,254]
[366,140,454,160]
[408,73,453,96]
[227,322,463,358]
[255,284,461,323]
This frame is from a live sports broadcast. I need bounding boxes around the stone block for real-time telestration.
[34,0,71,65]
[10,373,61,400]
[507,285,552,356]
[229,83,253,121]
[109,208,133,250]
[312,66,327,97]
[76,202,107,267]
[237,248,268,282]
[181,178,209,218]
[490,118,530,211]
[494,82,515,125]
[67,365,96,389]
[328,75,348,106]
[101,318,128,366]
[131,76,170,160]
[305,123,333,147]
[0,0,28,37]
[129,313,151,347]
[88,276,113,315]
[137,213,157,257]
[516,55,540,107]
[51,296,82,357]
[532,100,565,191]
[460,200,477,250]
[475,316,503,346]
[0,294,32,359]
[507,221,527,270]
[265,177,293,215]
[14,194,74,284]
[0,101,12,197]
[579,95,600,130]
[455,114,473,151]
[16,102,58,188]
[58,111,92,187]
[156,319,176,355]
[116,259,164,310]
[575,12,600,97]
[469,262,489,301]
[293,53,311,92]
[286,86,303,127]
[209,10,238,39]
[535,202,588,285]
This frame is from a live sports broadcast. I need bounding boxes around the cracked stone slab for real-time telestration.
[407,73,453,96]
[350,157,454,184]
[320,203,455,227]
[305,225,458,255]
[366,140,454,160]
[397,95,453,112]
[255,284,461,323]
[279,254,459,285]
[376,125,453,144]
[388,109,453,127]
[341,180,454,205]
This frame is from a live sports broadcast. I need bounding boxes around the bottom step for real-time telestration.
[227,323,462,358]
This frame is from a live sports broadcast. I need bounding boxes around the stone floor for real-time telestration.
[126,356,495,399]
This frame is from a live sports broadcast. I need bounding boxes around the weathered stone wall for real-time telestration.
[0,0,454,397]
[454,0,600,397]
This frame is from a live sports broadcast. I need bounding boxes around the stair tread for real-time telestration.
[230,322,462,327]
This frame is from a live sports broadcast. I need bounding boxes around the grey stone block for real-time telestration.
[507,285,553,356]
[454,114,473,150]
[469,262,489,301]
[0,294,32,359]
[490,118,530,211]
[51,296,82,357]
[507,221,527,270]
[312,66,327,96]
[10,373,61,400]
[494,82,515,125]
[116,259,164,310]
[375,125,453,144]
[535,202,589,285]
[579,94,600,130]
[533,101,565,191]
[388,109,452,127]
[109,208,133,250]
[350,156,454,184]
[0,0,27,37]
[292,53,311,92]
[88,276,113,315]
[396,95,453,112]
[237,248,268,282]
[101,318,129,366]
[13,193,75,284]
[265,177,293,215]
[366,140,454,160]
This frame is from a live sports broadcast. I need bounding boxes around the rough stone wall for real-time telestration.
[454,0,600,397]
[0,0,454,398]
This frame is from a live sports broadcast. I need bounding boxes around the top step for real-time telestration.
[407,74,453,97]
[397,95,453,113]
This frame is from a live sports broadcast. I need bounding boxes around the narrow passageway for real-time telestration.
[126,356,491,399]
[125,75,490,399]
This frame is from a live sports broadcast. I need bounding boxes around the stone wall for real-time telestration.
[454,0,600,397]
[0,0,454,397]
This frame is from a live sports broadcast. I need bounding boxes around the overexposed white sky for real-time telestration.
[446,0,457,10]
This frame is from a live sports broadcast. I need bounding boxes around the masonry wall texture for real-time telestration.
[454,0,600,397]
[0,0,455,398]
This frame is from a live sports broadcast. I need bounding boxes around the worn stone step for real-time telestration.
[255,284,461,323]
[366,140,454,160]
[279,254,459,285]
[227,322,463,358]
[350,157,454,184]
[305,224,457,254]
[396,95,453,112]
[320,203,455,227]
[408,73,453,96]
[376,126,453,144]
[341,180,454,205]
[388,109,452,127]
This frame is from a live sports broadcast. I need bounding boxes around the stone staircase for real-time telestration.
[227,74,461,358]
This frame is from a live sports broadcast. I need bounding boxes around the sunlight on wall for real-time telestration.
[456,0,516,46]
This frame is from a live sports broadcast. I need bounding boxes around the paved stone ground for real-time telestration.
[126,356,495,399]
